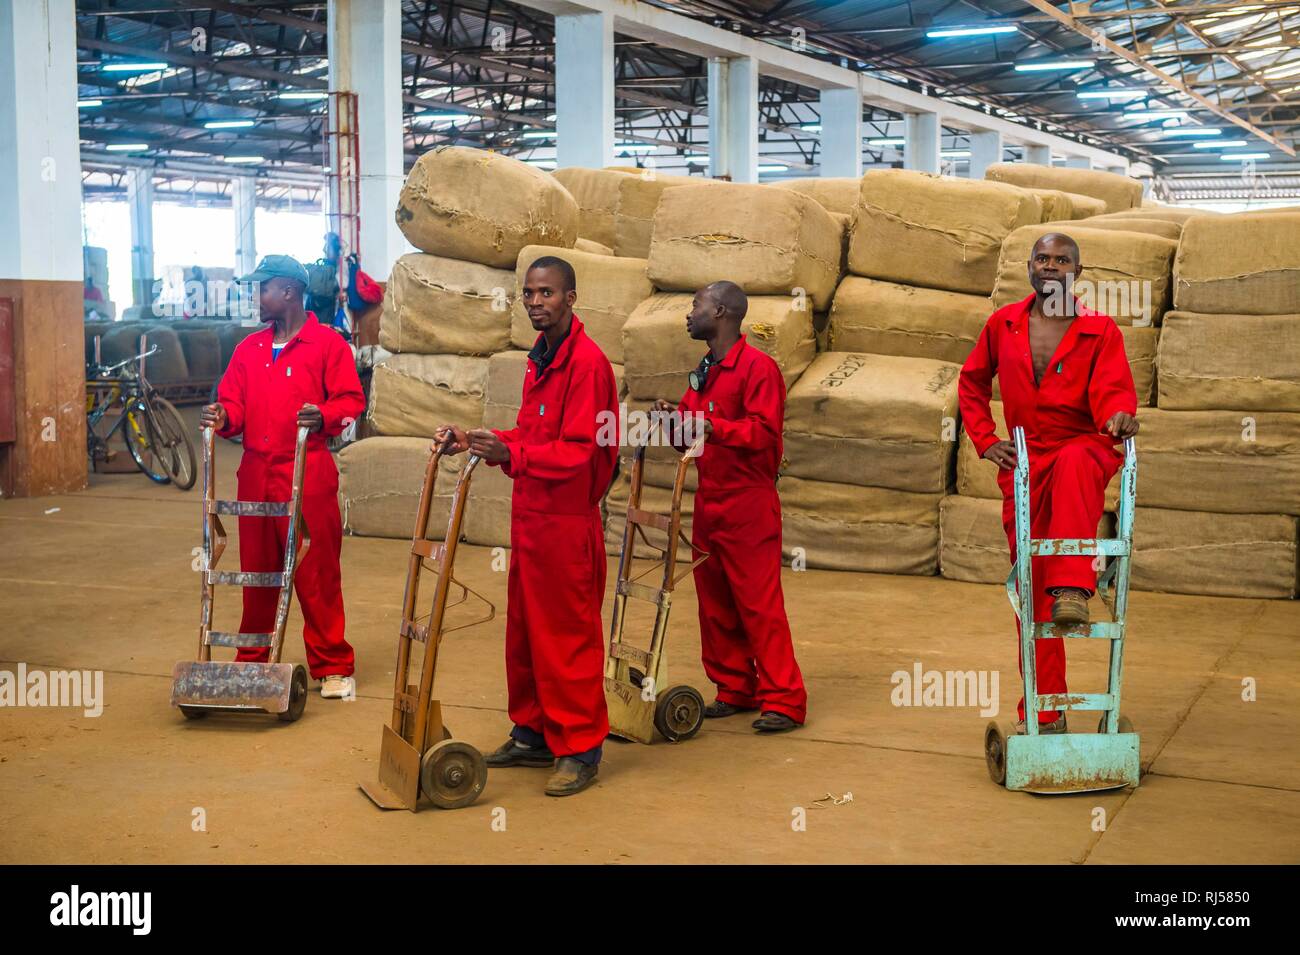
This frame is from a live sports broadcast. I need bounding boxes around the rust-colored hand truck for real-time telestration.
[170,424,312,721]
[360,441,495,811]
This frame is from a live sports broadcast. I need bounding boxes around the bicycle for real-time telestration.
[87,344,198,490]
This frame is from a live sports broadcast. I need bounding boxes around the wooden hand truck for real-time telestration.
[170,424,311,721]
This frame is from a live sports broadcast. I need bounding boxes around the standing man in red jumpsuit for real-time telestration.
[652,281,806,733]
[200,255,365,700]
[437,256,618,797]
[959,233,1139,734]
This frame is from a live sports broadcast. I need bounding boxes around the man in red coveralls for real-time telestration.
[200,255,365,700]
[652,281,807,733]
[959,233,1139,734]
[437,256,618,797]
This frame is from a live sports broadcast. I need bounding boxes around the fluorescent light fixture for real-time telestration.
[801,123,822,131]
[277,91,328,100]
[521,131,554,139]
[1077,88,1143,99]
[758,164,790,173]
[867,137,905,146]
[1123,110,1188,121]
[926,26,1017,38]
[410,112,465,123]
[204,119,255,129]
[224,156,263,164]
[77,99,103,108]
[106,143,148,151]
[1220,152,1270,161]
[941,150,971,157]
[1015,60,1095,72]
[103,62,167,72]
[546,113,557,121]
[1162,127,1222,137]
[1193,140,1249,149]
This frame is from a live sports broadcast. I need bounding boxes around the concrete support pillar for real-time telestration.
[555,11,614,169]
[0,0,86,495]
[1025,143,1053,165]
[707,55,758,183]
[328,0,405,278]
[969,130,1003,180]
[818,87,862,178]
[903,111,940,174]
[1065,156,1094,169]
[127,168,155,307]
[232,176,257,277]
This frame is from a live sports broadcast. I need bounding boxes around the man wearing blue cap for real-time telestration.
[200,255,365,699]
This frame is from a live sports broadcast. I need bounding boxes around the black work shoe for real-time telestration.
[544,757,598,797]
[484,737,555,768]
[704,700,754,719]
[752,711,800,733]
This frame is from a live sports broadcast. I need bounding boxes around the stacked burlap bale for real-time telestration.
[1052,216,1183,241]
[940,496,1115,585]
[828,277,990,365]
[1130,508,1297,599]
[1172,211,1300,317]
[983,162,1143,214]
[337,436,456,540]
[1025,188,1106,223]
[95,322,190,382]
[380,253,516,356]
[551,166,715,258]
[769,177,860,217]
[173,324,222,381]
[1158,311,1300,412]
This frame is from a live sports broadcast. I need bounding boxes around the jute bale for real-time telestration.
[647,183,841,310]
[830,212,851,276]
[174,326,222,379]
[1157,311,1300,412]
[784,352,960,493]
[848,170,1041,296]
[1106,207,1212,225]
[779,477,941,575]
[613,170,715,258]
[1173,212,1300,315]
[992,224,1177,325]
[983,162,1142,214]
[368,353,488,438]
[217,322,261,372]
[1131,508,1297,599]
[552,167,628,249]
[575,237,613,256]
[940,495,1113,585]
[509,245,652,362]
[1056,216,1182,241]
[395,146,578,268]
[1062,191,1107,219]
[604,472,695,560]
[770,177,861,216]
[338,437,455,540]
[1026,188,1075,223]
[380,253,515,356]
[622,292,815,400]
[103,323,189,381]
[828,275,989,364]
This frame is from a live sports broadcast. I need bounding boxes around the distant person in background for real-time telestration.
[84,276,104,303]
[307,233,348,337]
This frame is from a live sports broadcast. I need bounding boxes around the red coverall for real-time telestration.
[216,315,365,679]
[675,336,807,723]
[490,315,619,758]
[959,293,1137,723]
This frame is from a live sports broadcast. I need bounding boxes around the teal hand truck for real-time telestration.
[985,426,1140,793]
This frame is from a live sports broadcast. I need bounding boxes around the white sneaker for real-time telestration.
[321,675,355,699]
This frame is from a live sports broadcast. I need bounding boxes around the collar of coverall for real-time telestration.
[1008,292,1108,335]
[709,333,748,369]
[528,313,583,376]
[254,312,326,348]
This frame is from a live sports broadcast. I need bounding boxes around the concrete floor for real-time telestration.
[1,410,1297,864]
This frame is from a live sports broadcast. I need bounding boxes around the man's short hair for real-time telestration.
[705,280,748,322]
[527,255,577,292]
[1031,232,1081,264]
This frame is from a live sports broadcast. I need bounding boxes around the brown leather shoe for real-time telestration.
[1015,715,1069,735]
[544,756,598,797]
[1051,588,1091,625]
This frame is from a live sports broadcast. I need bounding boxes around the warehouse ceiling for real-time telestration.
[76,0,1300,201]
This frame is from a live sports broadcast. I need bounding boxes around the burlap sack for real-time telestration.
[217,322,261,371]
[380,253,515,356]
[622,292,815,400]
[983,162,1142,214]
[779,476,941,575]
[828,275,990,364]
[613,170,715,258]
[992,224,1177,325]
[575,237,613,256]
[1132,507,1297,599]
[102,324,189,382]
[831,212,851,277]
[1061,191,1107,219]
[508,245,652,362]
[1106,207,1211,225]
[367,353,488,438]
[552,166,628,249]
[395,146,578,268]
[939,495,1114,585]
[1173,212,1300,315]
[1055,216,1182,240]
[338,436,455,540]
[174,326,222,379]
[604,471,695,560]
[614,397,700,492]
[784,352,960,493]
[647,183,841,310]
[770,177,861,216]
[1026,188,1074,223]
[848,170,1041,296]
[1157,311,1300,412]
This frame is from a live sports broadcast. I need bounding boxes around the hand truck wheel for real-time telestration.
[1098,713,1134,735]
[420,739,487,810]
[277,665,309,723]
[654,685,704,742]
[985,720,1009,786]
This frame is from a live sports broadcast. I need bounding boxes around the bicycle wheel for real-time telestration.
[123,401,172,484]
[147,395,197,491]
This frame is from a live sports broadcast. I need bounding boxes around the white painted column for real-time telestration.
[127,167,155,307]
[0,0,81,284]
[903,111,940,174]
[1025,143,1052,165]
[232,175,257,277]
[818,87,862,178]
[969,129,1002,180]
[1065,156,1094,169]
[328,0,405,279]
[555,11,614,169]
[708,55,758,183]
